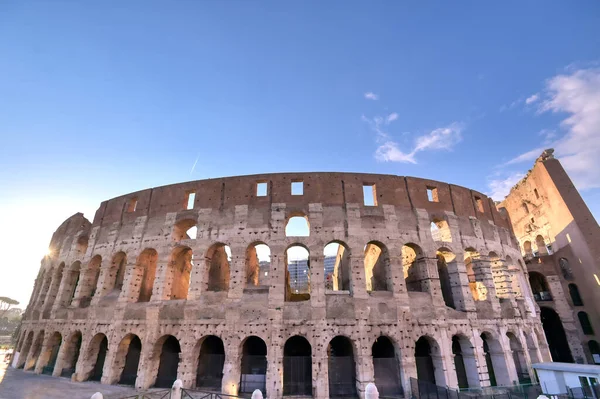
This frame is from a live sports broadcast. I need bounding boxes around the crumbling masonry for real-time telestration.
[15,173,550,398]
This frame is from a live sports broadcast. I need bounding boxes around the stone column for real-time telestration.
[447,257,476,312]
[221,339,241,395]
[151,252,172,301]
[471,257,501,313]
[91,263,114,305]
[313,338,329,399]
[388,254,409,301]
[268,247,286,306]
[118,261,143,303]
[187,244,208,301]
[178,338,196,388]
[266,335,283,399]
[423,256,447,308]
[310,253,326,312]
[436,330,456,389]
[33,332,51,374]
[471,331,492,387]
[350,254,368,300]
[71,265,94,307]
[227,245,246,300]
[355,334,375,398]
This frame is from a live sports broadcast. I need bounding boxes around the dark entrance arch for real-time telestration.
[415,337,436,385]
[481,334,497,387]
[155,336,181,388]
[328,336,357,398]
[452,336,468,389]
[90,335,108,381]
[196,335,225,390]
[240,336,267,395]
[540,307,574,363]
[372,336,402,397]
[42,332,62,375]
[61,332,82,378]
[283,336,312,396]
[119,335,142,386]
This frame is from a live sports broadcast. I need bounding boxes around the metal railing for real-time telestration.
[410,378,543,399]
[181,389,248,399]
[119,391,172,399]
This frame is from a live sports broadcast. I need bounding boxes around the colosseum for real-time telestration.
[15,172,551,398]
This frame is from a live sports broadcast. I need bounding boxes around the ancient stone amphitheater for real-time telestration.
[15,173,551,398]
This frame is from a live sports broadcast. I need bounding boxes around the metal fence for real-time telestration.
[119,391,172,399]
[409,378,543,399]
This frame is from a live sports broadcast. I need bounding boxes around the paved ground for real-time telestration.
[0,362,142,399]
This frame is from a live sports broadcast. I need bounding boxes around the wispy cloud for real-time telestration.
[487,172,526,200]
[364,92,379,101]
[386,112,398,123]
[503,146,546,166]
[525,93,539,104]
[190,154,200,174]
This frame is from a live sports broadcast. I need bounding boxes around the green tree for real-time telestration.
[0,297,19,319]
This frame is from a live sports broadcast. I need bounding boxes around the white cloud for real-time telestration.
[503,146,546,166]
[487,172,526,201]
[373,122,464,164]
[364,92,379,100]
[386,112,398,123]
[525,93,540,104]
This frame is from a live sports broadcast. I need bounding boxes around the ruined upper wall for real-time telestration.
[90,172,510,229]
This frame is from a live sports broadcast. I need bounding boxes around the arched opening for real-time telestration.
[245,243,271,287]
[63,262,82,306]
[285,215,310,237]
[403,244,427,293]
[206,243,231,292]
[372,336,402,396]
[60,331,82,378]
[569,284,583,306]
[88,334,108,381]
[430,219,452,242]
[111,252,127,292]
[239,336,267,395]
[588,341,600,364]
[578,312,595,335]
[283,336,312,396]
[507,332,529,384]
[41,332,62,375]
[118,335,142,386]
[137,249,158,302]
[540,307,574,363]
[465,249,487,301]
[559,258,574,280]
[365,241,391,292]
[522,203,529,214]
[324,241,350,291]
[452,335,479,389]
[529,272,552,301]
[25,330,45,370]
[17,331,34,369]
[328,336,357,398]
[172,218,198,241]
[452,336,468,389]
[155,336,181,388]
[535,235,548,256]
[414,336,444,386]
[167,246,193,300]
[524,332,540,365]
[481,332,510,386]
[523,241,532,257]
[81,255,102,306]
[196,335,225,390]
[436,249,455,309]
[45,263,66,311]
[285,245,310,301]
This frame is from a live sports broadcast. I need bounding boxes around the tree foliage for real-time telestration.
[0,296,19,318]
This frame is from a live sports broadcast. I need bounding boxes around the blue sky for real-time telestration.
[1,1,600,305]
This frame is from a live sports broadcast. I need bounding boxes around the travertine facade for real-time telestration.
[15,173,550,398]
[500,150,600,366]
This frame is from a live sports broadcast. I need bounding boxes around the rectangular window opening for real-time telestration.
[291,181,304,195]
[256,182,268,197]
[363,184,377,206]
[474,196,484,213]
[427,186,439,202]
[127,198,138,213]
[534,188,540,199]
[185,192,196,210]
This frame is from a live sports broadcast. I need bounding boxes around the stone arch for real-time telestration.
[76,235,89,256]
[372,336,402,396]
[77,255,102,307]
[507,332,529,384]
[39,331,62,375]
[114,334,142,386]
[365,241,392,292]
[540,307,574,362]
[285,244,310,301]
[44,263,66,311]
[285,214,310,237]
[137,248,158,302]
[529,272,551,301]
[239,336,267,395]
[245,242,271,287]
[402,243,427,293]
[25,330,45,370]
[430,217,452,242]
[480,331,510,386]
[111,251,128,292]
[568,284,583,306]
[17,331,34,368]
[57,261,82,307]
[58,330,82,378]
[283,335,312,396]
[153,335,182,388]
[578,311,594,335]
[464,248,487,301]
[436,248,455,309]
[523,241,533,257]
[535,235,547,255]
[195,335,225,390]
[415,335,445,386]
[172,218,198,241]
[451,334,480,389]
[206,243,231,292]
[84,333,109,382]
[324,241,351,291]
[328,336,358,398]
[167,246,193,300]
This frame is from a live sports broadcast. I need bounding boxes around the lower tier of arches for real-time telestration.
[14,320,550,399]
